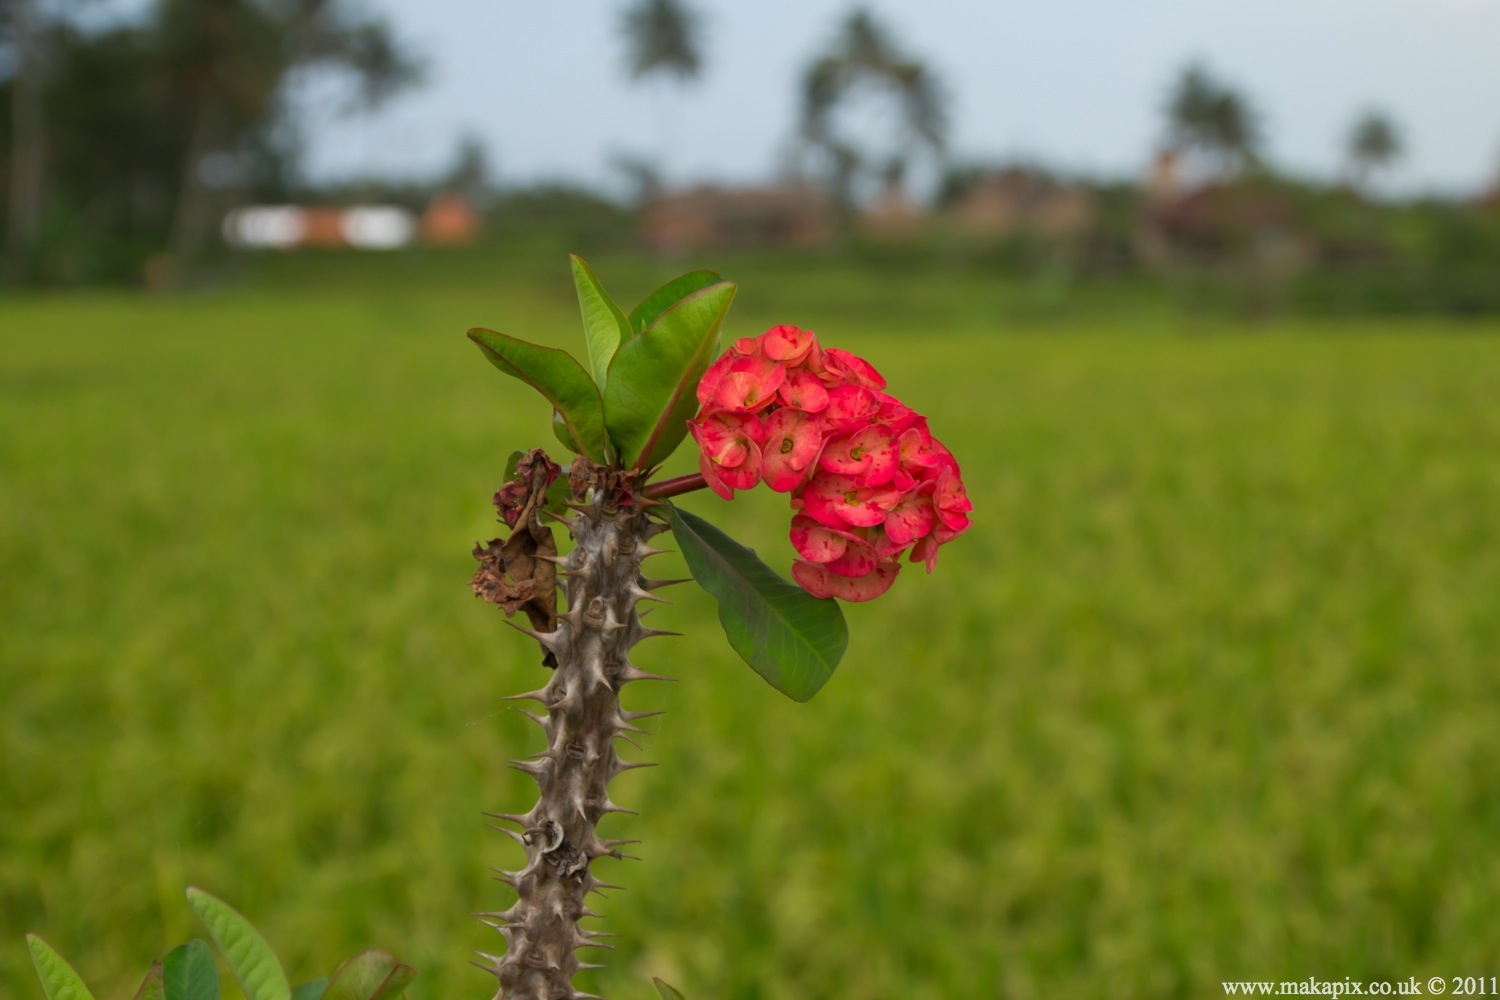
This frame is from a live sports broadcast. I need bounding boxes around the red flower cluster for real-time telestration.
[688,325,972,602]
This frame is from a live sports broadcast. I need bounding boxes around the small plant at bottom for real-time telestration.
[26,887,414,1000]
[466,256,971,998]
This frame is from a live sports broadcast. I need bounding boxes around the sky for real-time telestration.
[293,0,1500,196]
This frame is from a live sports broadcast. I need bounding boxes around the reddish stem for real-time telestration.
[642,473,708,501]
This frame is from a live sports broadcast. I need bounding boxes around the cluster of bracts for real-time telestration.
[689,325,972,602]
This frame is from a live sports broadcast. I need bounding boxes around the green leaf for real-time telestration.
[570,254,633,386]
[652,978,686,1000]
[131,963,165,1000]
[162,941,218,1000]
[26,935,96,1000]
[290,982,328,1000]
[502,450,524,481]
[664,504,847,701]
[468,328,609,462]
[186,888,289,1000]
[321,951,415,1000]
[551,409,582,454]
[628,270,722,335]
[604,281,737,471]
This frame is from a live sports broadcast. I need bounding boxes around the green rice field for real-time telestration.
[4,252,1500,999]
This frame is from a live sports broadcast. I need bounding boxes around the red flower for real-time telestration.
[689,411,766,500]
[818,424,899,487]
[761,408,823,493]
[799,473,900,529]
[711,355,785,412]
[792,559,899,602]
[689,324,970,601]
[777,369,830,413]
[762,324,818,364]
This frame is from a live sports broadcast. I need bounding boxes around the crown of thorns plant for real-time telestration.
[463,257,972,999]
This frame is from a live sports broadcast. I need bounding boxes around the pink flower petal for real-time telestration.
[868,526,909,560]
[820,385,879,431]
[762,324,817,364]
[897,422,940,470]
[874,392,919,434]
[712,355,786,412]
[696,351,739,406]
[718,445,762,490]
[824,534,878,578]
[690,412,768,496]
[799,473,899,528]
[792,559,899,602]
[909,534,940,573]
[789,514,848,563]
[761,408,824,492]
[884,488,937,546]
[823,347,887,389]
[732,336,762,355]
[777,369,830,413]
[697,449,734,500]
[818,424,898,487]
[689,413,753,468]
[935,464,973,529]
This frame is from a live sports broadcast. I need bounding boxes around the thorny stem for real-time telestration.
[477,488,673,1000]
[641,473,708,501]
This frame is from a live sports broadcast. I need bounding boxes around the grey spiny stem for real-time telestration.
[479,493,668,1000]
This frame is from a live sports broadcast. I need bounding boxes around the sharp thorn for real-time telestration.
[628,585,671,605]
[503,619,561,649]
[620,666,676,684]
[487,824,527,845]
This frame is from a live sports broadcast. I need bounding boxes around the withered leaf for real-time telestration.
[471,449,561,666]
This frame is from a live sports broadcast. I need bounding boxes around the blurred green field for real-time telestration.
[4,251,1500,1000]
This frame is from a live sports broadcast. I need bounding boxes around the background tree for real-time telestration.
[161,0,420,266]
[799,7,946,214]
[2,0,95,279]
[620,0,703,186]
[1166,62,1261,180]
[0,0,419,284]
[1347,109,1402,191]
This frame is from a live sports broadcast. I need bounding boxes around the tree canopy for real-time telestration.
[0,0,421,283]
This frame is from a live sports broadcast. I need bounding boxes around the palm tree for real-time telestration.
[799,8,946,211]
[1166,62,1261,178]
[620,0,703,189]
[621,0,702,83]
[1347,110,1402,190]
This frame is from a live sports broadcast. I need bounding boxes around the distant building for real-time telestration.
[1138,178,1309,272]
[641,185,833,253]
[945,168,1093,240]
[421,192,483,246]
[860,183,927,241]
[222,204,421,251]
